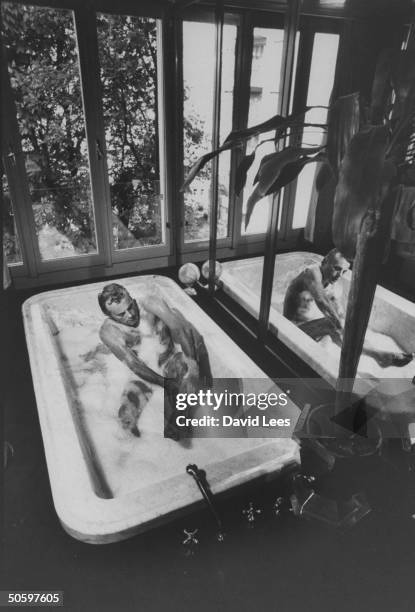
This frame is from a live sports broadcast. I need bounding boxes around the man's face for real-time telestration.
[322,253,350,284]
[328,258,350,283]
[105,293,140,327]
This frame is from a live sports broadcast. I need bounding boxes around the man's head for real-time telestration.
[321,249,350,285]
[98,283,140,327]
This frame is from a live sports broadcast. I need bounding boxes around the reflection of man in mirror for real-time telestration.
[98,283,212,440]
[283,248,413,368]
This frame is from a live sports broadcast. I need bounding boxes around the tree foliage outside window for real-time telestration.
[2,4,206,261]
[97,13,163,249]
[2,171,22,264]
[2,3,97,260]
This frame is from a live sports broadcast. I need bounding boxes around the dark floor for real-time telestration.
[2,275,415,612]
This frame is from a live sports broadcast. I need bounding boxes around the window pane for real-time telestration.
[97,14,164,250]
[183,21,237,242]
[241,28,285,236]
[292,32,339,229]
[2,171,23,265]
[2,3,98,261]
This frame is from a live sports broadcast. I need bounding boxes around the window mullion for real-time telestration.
[74,5,113,267]
[208,2,225,293]
[2,58,40,278]
[258,0,301,340]
[163,11,184,265]
[280,21,314,239]
[155,20,171,257]
[230,11,254,249]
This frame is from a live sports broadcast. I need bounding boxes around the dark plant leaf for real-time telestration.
[182,107,327,191]
[245,148,324,229]
[315,162,333,192]
[254,146,324,195]
[245,184,263,230]
[392,34,415,120]
[223,108,310,145]
[388,35,415,163]
[265,152,326,196]
[235,151,256,195]
[370,48,395,124]
[327,92,360,178]
[399,165,415,186]
[181,141,234,191]
[253,151,278,184]
[332,124,392,261]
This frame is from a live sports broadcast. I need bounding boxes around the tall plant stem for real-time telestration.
[334,187,397,430]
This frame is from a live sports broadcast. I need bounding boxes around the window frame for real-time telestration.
[2,0,172,283]
[180,8,241,254]
[2,4,109,274]
[179,9,342,259]
[231,10,286,251]
[279,15,343,245]
[179,8,287,258]
[1,58,37,279]
[93,11,171,264]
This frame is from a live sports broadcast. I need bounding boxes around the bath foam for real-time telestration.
[49,299,284,498]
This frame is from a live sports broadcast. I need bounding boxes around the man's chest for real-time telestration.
[122,319,167,372]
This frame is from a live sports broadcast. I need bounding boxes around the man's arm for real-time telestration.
[190,329,213,387]
[283,281,298,320]
[329,287,345,323]
[304,269,343,329]
[142,295,213,384]
[99,321,165,387]
[142,295,200,356]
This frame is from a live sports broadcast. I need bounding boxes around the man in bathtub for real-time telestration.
[283,248,413,368]
[97,283,213,441]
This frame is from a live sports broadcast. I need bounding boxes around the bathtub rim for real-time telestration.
[22,274,300,544]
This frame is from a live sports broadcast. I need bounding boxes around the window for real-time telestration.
[291,32,339,230]
[2,3,98,261]
[2,3,342,287]
[97,13,165,251]
[2,1,167,282]
[182,19,237,243]
[241,26,285,236]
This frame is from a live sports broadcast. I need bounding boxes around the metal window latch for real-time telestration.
[186,463,225,541]
[96,139,103,160]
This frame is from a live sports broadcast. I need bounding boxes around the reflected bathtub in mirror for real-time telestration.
[221,252,415,385]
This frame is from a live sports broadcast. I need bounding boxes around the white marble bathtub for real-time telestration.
[221,252,415,385]
[23,275,299,543]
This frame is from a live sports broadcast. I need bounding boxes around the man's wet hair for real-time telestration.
[98,283,131,315]
[321,248,346,267]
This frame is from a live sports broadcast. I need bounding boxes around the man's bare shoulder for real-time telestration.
[302,263,322,282]
[99,318,124,344]
[288,264,321,288]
